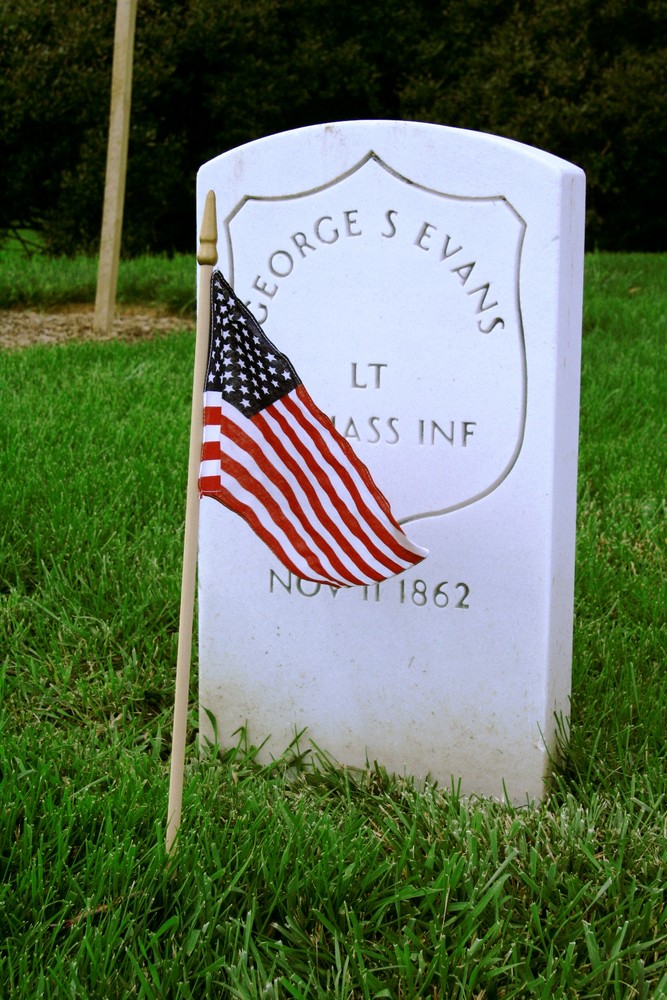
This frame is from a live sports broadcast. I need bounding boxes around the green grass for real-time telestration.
[0,253,666,997]
[0,242,194,315]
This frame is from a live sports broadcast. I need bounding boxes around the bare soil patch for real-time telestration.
[0,304,193,350]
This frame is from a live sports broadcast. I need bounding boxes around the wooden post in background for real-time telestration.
[166,190,218,854]
[94,0,138,336]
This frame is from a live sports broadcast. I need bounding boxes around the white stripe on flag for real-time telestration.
[259,396,421,572]
[200,389,427,587]
[218,428,367,586]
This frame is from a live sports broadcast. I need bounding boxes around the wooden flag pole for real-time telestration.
[94,0,138,336]
[166,190,218,854]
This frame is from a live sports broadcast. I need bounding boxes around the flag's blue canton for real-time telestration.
[207,271,301,418]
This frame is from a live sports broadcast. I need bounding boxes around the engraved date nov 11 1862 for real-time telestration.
[269,569,471,608]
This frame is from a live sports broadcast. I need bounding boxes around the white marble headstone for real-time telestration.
[196,120,585,803]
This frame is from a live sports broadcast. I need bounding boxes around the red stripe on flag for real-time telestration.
[290,387,423,565]
[272,395,413,573]
[209,482,333,586]
[252,407,396,580]
[294,387,395,520]
[199,475,223,493]
[201,441,221,462]
[220,415,367,586]
[204,403,222,422]
[219,452,350,586]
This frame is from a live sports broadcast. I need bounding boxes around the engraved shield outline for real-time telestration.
[222,151,527,524]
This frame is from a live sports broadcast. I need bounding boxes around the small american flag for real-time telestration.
[199,270,427,588]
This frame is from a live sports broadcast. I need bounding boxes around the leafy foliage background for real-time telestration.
[1,0,665,255]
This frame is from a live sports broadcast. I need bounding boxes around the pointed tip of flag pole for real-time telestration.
[197,190,218,266]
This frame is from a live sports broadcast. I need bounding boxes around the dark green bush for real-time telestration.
[1,0,665,255]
